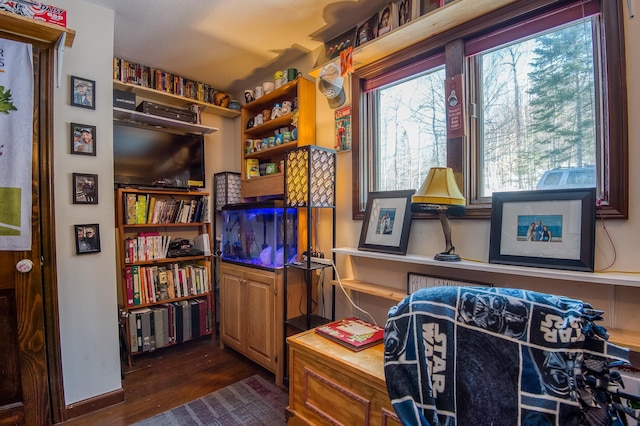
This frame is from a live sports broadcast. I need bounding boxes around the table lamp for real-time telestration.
[213,171,241,212]
[411,167,466,261]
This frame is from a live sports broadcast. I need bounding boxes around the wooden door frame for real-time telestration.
[35,45,66,424]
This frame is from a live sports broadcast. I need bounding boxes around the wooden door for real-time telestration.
[0,45,53,425]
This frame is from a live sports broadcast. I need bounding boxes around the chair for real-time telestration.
[383,286,639,425]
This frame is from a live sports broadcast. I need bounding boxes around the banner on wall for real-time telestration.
[0,39,34,250]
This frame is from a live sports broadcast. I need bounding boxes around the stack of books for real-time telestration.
[315,317,384,351]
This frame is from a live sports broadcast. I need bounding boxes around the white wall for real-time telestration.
[53,0,121,405]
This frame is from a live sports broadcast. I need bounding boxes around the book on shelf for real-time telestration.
[127,298,209,354]
[315,317,384,351]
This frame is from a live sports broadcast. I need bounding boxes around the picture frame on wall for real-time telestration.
[70,123,96,156]
[489,188,596,272]
[70,75,95,109]
[72,173,98,204]
[358,190,415,255]
[74,224,101,255]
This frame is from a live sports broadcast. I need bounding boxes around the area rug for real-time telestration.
[132,375,288,426]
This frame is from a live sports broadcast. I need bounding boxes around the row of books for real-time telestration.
[124,233,171,263]
[113,57,220,105]
[124,193,209,225]
[124,263,210,307]
[127,298,211,353]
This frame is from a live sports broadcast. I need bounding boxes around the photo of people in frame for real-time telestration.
[517,215,563,243]
[397,0,413,26]
[376,208,396,235]
[356,14,378,47]
[72,173,98,205]
[70,76,96,110]
[70,123,96,156]
[75,224,101,254]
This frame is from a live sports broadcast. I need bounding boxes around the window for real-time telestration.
[366,64,447,193]
[352,0,627,219]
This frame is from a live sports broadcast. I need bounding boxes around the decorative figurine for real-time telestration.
[263,108,271,121]
[254,113,263,126]
[281,100,292,115]
[271,103,282,119]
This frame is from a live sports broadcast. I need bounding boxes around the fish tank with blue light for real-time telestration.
[221,200,298,270]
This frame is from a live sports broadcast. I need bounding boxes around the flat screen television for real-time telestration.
[113,121,205,189]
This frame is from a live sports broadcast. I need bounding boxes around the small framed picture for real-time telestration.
[74,224,101,254]
[70,76,95,109]
[358,190,415,255]
[70,123,96,156]
[72,173,98,204]
[489,188,596,272]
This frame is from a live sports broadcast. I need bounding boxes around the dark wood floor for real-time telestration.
[60,335,278,425]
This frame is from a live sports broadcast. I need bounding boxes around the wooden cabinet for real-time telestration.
[220,262,305,386]
[286,329,401,426]
[115,188,214,358]
[240,77,316,199]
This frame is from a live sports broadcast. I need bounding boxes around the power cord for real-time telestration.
[327,260,379,326]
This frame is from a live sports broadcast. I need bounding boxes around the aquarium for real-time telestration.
[221,200,298,269]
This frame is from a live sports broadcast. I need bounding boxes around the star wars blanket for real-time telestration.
[384,286,633,425]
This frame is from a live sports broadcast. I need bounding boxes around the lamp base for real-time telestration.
[434,252,461,262]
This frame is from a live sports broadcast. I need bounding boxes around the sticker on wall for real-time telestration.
[335,106,352,152]
[445,74,465,139]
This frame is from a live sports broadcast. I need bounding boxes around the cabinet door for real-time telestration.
[244,270,276,370]
[219,268,243,352]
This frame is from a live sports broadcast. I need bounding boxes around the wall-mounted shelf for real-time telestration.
[310,0,517,78]
[333,247,640,352]
[333,247,640,288]
[113,80,240,119]
[113,107,218,135]
[330,278,406,302]
[0,10,75,47]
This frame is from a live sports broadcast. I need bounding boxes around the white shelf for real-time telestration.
[113,80,241,119]
[333,247,640,288]
[310,0,518,78]
[113,107,218,135]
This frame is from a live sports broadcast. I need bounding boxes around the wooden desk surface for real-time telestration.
[287,329,386,385]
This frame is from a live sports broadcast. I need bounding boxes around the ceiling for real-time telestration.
[84,0,388,95]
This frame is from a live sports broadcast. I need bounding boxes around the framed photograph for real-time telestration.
[70,123,96,156]
[70,76,95,109]
[358,190,415,255]
[74,224,101,255]
[489,188,596,272]
[396,0,414,26]
[355,13,378,47]
[72,173,98,204]
[407,272,491,294]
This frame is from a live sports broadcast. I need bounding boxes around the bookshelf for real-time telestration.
[115,188,214,361]
[113,80,240,119]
